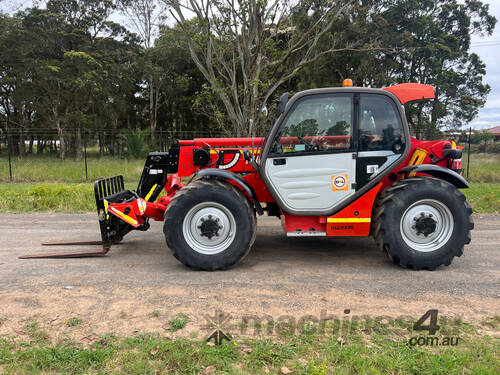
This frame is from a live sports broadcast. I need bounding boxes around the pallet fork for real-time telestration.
[19,176,127,259]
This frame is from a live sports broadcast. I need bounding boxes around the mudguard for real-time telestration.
[398,164,469,189]
[197,169,264,215]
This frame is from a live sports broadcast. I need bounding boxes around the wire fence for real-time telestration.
[0,128,228,182]
[0,126,485,183]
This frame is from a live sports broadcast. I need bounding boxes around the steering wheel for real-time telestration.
[391,137,404,154]
[298,135,319,151]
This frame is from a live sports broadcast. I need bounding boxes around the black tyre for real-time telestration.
[372,177,474,270]
[164,179,256,271]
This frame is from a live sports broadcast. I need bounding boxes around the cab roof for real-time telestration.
[382,83,435,104]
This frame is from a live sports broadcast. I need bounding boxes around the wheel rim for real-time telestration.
[400,199,454,253]
[182,202,236,255]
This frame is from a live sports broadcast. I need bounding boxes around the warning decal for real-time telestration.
[331,174,349,191]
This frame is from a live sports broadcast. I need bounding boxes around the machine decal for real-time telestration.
[326,183,382,236]
[366,165,379,174]
[332,174,349,191]
[218,151,240,170]
[407,148,428,177]
[144,184,158,202]
[109,206,139,227]
[327,218,371,223]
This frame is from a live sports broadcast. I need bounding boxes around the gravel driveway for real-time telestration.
[0,213,498,338]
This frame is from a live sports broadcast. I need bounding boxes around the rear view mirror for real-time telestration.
[276,92,289,118]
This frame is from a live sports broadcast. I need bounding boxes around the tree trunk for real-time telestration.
[51,104,65,161]
[431,87,440,130]
[9,133,19,156]
[99,132,104,156]
[18,128,25,157]
[28,136,34,154]
[149,74,156,142]
[57,126,65,161]
[75,125,82,161]
[37,138,44,155]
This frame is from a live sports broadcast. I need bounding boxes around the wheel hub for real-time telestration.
[197,215,223,239]
[182,202,236,255]
[413,212,437,237]
[400,199,454,253]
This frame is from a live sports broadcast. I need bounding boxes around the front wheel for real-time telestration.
[164,179,256,271]
[372,177,474,270]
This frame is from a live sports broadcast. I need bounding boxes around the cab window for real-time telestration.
[359,94,405,153]
[270,94,353,155]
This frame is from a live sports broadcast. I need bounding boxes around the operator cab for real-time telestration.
[260,81,412,215]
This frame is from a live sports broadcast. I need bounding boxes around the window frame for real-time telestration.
[358,93,406,152]
[268,93,356,158]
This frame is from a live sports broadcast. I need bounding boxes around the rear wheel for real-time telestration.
[372,177,473,270]
[164,179,256,270]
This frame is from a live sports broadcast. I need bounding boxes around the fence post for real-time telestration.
[6,127,13,181]
[83,128,88,180]
[466,127,472,179]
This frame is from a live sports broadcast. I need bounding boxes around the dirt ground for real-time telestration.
[0,213,499,341]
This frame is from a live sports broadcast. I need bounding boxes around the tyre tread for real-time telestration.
[372,177,473,270]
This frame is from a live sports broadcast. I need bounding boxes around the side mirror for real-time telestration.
[276,92,289,118]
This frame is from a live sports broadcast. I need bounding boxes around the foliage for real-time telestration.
[120,128,150,158]
[166,0,363,136]
[65,318,83,327]
[168,313,189,332]
[486,142,500,154]
[294,0,496,137]
[471,129,494,145]
[0,0,213,161]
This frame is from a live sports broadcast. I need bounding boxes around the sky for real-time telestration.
[1,0,499,130]
[469,0,500,129]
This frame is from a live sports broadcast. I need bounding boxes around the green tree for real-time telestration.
[166,0,368,136]
[471,129,494,153]
[387,0,495,137]
[154,24,215,136]
[118,0,166,142]
[296,0,496,138]
[0,0,143,159]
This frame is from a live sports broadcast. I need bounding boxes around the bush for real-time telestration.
[486,142,500,154]
[120,129,150,159]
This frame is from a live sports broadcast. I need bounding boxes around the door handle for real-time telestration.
[273,158,286,166]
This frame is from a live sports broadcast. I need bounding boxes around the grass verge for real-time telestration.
[462,154,500,183]
[0,316,498,374]
[0,182,137,213]
[1,182,498,214]
[463,182,500,214]
[0,155,144,183]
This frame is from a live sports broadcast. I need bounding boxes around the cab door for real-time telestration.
[262,93,357,214]
[356,93,407,190]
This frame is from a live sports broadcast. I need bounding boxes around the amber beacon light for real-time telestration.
[342,78,353,87]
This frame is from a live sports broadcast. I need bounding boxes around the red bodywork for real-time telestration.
[382,83,435,104]
[107,84,462,237]
[117,136,460,237]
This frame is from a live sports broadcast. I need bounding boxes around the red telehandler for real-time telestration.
[21,82,473,271]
